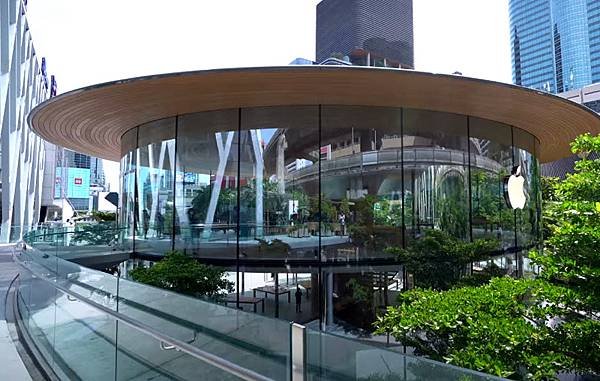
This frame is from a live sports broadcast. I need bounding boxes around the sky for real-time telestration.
[27,0,511,192]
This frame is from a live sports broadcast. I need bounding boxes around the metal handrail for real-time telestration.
[15,251,274,381]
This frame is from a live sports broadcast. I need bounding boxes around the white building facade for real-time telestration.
[0,0,51,242]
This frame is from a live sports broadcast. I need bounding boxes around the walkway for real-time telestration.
[0,245,32,381]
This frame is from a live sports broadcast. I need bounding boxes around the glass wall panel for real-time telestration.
[118,106,543,329]
[534,137,543,245]
[237,106,320,321]
[121,127,138,157]
[469,117,515,252]
[239,106,319,260]
[174,110,239,260]
[400,109,470,290]
[320,105,403,262]
[403,109,469,240]
[120,128,138,253]
[134,118,176,256]
[514,128,539,251]
[320,106,402,331]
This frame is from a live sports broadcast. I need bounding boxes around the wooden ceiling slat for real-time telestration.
[28,66,600,162]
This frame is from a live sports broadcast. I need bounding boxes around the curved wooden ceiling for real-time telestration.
[28,66,600,163]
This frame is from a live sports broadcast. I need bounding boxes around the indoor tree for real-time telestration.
[130,251,234,299]
[386,230,499,290]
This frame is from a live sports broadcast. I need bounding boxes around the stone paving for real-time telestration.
[0,245,32,381]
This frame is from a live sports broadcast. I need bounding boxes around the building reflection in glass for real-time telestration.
[119,106,541,330]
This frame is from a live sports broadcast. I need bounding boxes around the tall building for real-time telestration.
[53,149,106,212]
[316,0,414,68]
[510,0,600,93]
[542,82,600,178]
[0,0,52,242]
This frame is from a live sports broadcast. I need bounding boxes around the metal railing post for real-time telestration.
[291,323,306,381]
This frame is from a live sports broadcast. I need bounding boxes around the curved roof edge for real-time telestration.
[29,66,600,162]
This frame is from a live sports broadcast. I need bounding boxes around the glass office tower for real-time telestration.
[316,0,414,68]
[590,0,600,83]
[510,0,600,92]
[509,0,555,90]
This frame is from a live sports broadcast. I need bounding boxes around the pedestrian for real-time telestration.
[156,210,164,239]
[142,209,150,239]
[295,285,302,313]
[338,212,346,235]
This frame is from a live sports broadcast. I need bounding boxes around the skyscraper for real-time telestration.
[0,0,52,242]
[54,149,106,212]
[316,0,414,68]
[510,0,600,93]
[588,0,600,83]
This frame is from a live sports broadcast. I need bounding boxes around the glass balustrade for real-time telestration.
[10,231,504,381]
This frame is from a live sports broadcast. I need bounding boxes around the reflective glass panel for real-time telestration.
[134,118,176,256]
[239,106,319,262]
[320,106,403,330]
[174,110,239,260]
[120,127,137,253]
[403,109,469,239]
[401,109,470,290]
[514,128,539,259]
[469,117,515,252]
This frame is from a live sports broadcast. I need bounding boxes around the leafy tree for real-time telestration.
[541,176,560,203]
[436,174,469,239]
[374,199,402,227]
[337,276,378,330]
[377,134,600,379]
[288,188,310,223]
[130,251,234,299]
[386,230,498,290]
[71,222,118,245]
[188,179,312,229]
[330,52,345,60]
[255,238,291,256]
[349,195,405,250]
[539,176,560,240]
[375,278,582,380]
[187,186,236,224]
[321,196,338,223]
[355,195,377,227]
[91,211,116,221]
[531,133,600,315]
[340,197,351,217]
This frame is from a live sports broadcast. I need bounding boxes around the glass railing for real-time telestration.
[11,230,505,380]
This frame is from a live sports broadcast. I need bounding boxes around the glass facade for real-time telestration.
[120,106,541,328]
[590,0,600,83]
[552,0,592,90]
[510,0,600,93]
[509,0,555,90]
[316,0,414,68]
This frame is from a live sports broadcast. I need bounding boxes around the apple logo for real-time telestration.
[505,165,527,209]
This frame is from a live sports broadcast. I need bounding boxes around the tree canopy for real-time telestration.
[130,251,233,299]
[386,230,499,290]
[376,134,600,380]
[531,133,600,314]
